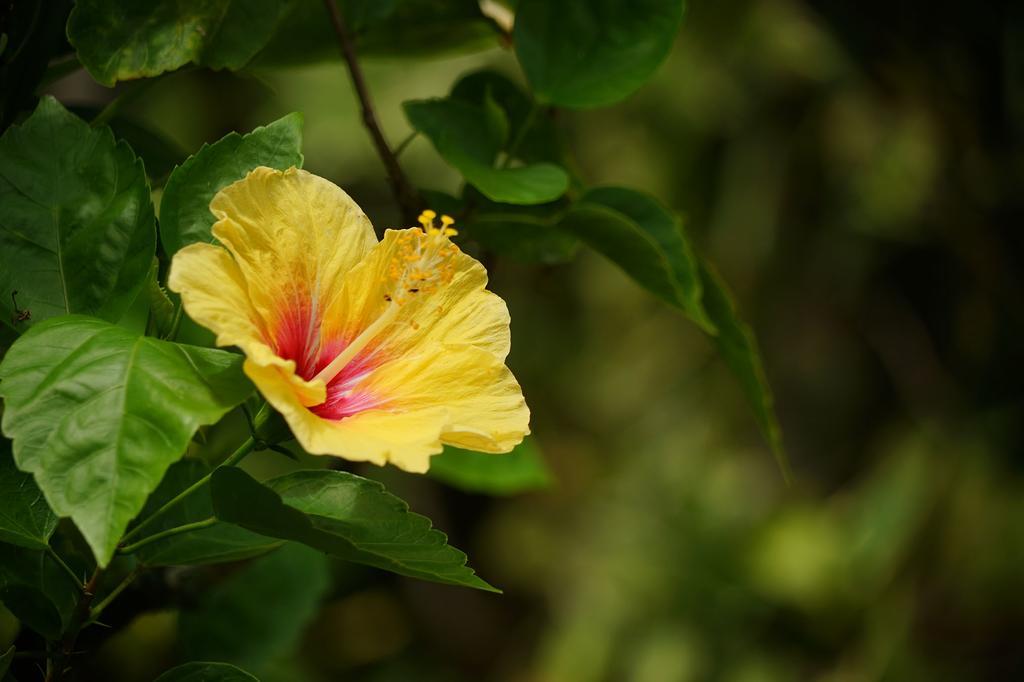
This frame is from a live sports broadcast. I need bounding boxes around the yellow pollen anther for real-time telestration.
[417,210,437,231]
[440,214,458,236]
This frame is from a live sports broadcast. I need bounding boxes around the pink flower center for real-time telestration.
[273,300,385,421]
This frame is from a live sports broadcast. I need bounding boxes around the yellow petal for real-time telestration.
[209,166,377,355]
[246,344,529,473]
[321,228,511,363]
[357,344,530,454]
[169,241,326,406]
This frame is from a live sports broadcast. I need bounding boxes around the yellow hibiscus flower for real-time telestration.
[168,166,529,473]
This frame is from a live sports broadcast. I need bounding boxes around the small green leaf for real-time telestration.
[423,188,577,265]
[0,316,253,565]
[160,113,304,256]
[154,662,259,682]
[450,70,567,166]
[429,438,553,495]
[0,96,155,331]
[146,259,177,339]
[466,208,578,264]
[0,543,80,639]
[211,468,497,592]
[404,98,569,205]
[559,187,714,331]
[514,0,685,108]
[179,544,329,670]
[68,0,292,86]
[133,459,282,567]
[0,439,57,550]
[699,260,789,482]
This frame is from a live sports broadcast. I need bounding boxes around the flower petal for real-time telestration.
[321,228,511,365]
[245,344,529,473]
[209,166,377,364]
[169,242,326,406]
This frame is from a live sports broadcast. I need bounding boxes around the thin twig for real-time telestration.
[500,100,540,169]
[119,437,257,545]
[393,130,419,158]
[117,517,217,555]
[322,0,420,223]
[86,567,140,625]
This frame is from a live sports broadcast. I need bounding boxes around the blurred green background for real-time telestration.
[20,0,1024,680]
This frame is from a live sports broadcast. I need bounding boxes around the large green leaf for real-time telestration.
[251,0,495,66]
[133,459,282,566]
[211,467,497,592]
[559,187,714,331]
[68,0,291,86]
[0,439,57,550]
[429,438,553,496]
[0,316,253,565]
[0,96,154,331]
[559,187,786,475]
[404,98,569,205]
[154,662,259,682]
[179,543,329,670]
[159,113,304,256]
[699,260,788,481]
[0,543,80,639]
[514,0,684,108]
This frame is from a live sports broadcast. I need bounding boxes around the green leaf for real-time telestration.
[699,260,789,482]
[159,113,304,256]
[211,468,497,592]
[146,259,177,339]
[251,0,495,66]
[68,0,292,86]
[461,188,577,264]
[0,439,57,550]
[514,0,684,108]
[429,438,553,495]
[179,543,329,670]
[559,187,787,476]
[0,316,253,565]
[154,662,259,682]
[0,543,80,639]
[450,70,567,166]
[404,98,569,205]
[423,188,576,265]
[133,459,282,567]
[0,96,155,331]
[559,187,714,331]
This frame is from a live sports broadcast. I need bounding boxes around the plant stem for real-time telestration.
[86,567,140,625]
[47,569,102,682]
[46,547,83,588]
[117,517,216,555]
[119,437,257,545]
[501,101,540,169]
[393,130,419,158]
[322,0,421,224]
[90,79,155,128]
